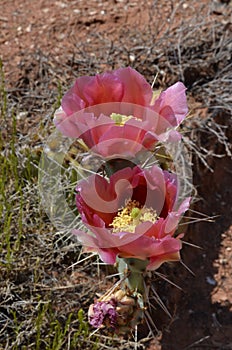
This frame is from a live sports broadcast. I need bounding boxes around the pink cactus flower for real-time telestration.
[73,165,190,271]
[54,67,188,158]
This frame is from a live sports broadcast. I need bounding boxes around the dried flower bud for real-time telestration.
[88,288,145,333]
[88,300,117,329]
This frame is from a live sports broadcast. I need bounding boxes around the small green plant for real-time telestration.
[49,313,72,350]
[70,309,93,349]
[0,116,24,267]
[33,302,100,350]
[0,64,23,267]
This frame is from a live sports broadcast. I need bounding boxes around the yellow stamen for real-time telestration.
[110,199,158,233]
[139,209,158,223]
[111,113,138,126]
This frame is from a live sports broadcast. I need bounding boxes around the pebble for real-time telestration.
[16,111,28,120]
[206,276,217,286]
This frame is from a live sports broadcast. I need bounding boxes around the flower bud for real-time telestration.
[88,288,145,334]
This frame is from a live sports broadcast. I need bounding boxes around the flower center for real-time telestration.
[110,199,158,233]
[110,113,137,126]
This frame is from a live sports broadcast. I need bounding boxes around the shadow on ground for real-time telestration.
[146,113,232,350]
